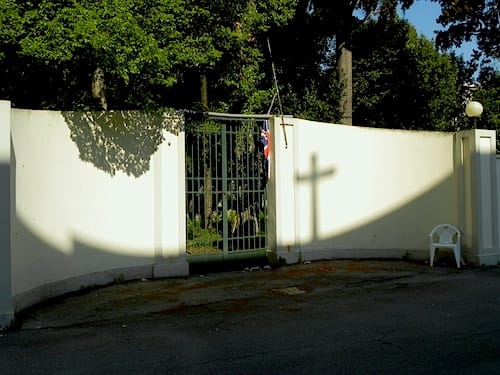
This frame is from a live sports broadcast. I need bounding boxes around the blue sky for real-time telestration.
[399,0,476,60]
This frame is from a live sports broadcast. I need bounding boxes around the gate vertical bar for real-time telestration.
[221,121,229,256]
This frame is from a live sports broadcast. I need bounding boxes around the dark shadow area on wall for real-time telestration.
[0,161,12,319]
[8,134,182,319]
[62,111,184,177]
[296,154,336,243]
[12,214,156,312]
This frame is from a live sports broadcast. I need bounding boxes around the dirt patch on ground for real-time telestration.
[16,259,437,329]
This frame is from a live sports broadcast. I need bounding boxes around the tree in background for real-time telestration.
[434,0,499,60]
[1,0,221,109]
[0,0,297,112]
[201,0,298,113]
[284,0,416,125]
[430,0,499,142]
[267,0,343,122]
[0,0,496,134]
[353,17,461,130]
[472,68,500,148]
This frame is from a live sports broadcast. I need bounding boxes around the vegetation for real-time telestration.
[434,0,499,60]
[0,0,498,132]
[186,215,222,249]
[0,0,298,111]
[352,18,461,130]
[275,0,416,124]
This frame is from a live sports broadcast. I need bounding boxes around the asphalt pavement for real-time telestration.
[1,259,499,374]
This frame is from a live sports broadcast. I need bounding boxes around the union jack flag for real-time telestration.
[260,120,271,180]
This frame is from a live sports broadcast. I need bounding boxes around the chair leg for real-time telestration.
[453,247,461,269]
[430,247,436,267]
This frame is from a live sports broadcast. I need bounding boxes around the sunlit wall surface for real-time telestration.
[271,118,499,265]
[2,104,498,324]
[10,107,187,310]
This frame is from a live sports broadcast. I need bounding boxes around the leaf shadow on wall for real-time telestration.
[62,111,184,177]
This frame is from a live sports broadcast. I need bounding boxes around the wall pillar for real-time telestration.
[270,117,300,264]
[0,101,13,329]
[153,123,189,277]
[456,129,500,265]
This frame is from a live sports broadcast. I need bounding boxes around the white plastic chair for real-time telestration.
[429,224,462,268]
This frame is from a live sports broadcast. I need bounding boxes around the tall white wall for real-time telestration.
[3,107,499,327]
[10,109,187,311]
[273,118,461,262]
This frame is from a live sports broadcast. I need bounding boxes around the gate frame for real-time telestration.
[185,113,278,264]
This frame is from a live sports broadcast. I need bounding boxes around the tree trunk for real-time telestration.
[336,1,354,126]
[200,74,208,111]
[91,67,107,111]
[338,44,352,125]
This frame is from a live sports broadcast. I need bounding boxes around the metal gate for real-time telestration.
[186,114,270,262]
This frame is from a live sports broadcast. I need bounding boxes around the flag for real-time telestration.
[260,120,271,180]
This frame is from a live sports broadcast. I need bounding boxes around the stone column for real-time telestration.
[271,117,299,264]
[456,129,500,265]
[153,119,189,278]
[0,101,13,329]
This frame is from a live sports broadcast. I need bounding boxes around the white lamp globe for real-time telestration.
[465,101,483,118]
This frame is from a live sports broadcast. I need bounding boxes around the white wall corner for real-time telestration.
[152,129,188,276]
[456,129,500,265]
[272,117,298,259]
[0,100,13,329]
[474,130,499,265]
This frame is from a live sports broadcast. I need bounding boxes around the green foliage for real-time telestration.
[282,77,342,122]
[1,0,495,135]
[13,0,223,108]
[404,26,462,130]
[268,1,344,122]
[434,0,499,59]
[187,215,221,247]
[0,0,22,47]
[353,18,461,130]
[284,1,418,122]
[474,68,500,149]
[0,0,298,112]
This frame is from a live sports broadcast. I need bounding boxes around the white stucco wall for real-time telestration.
[10,108,187,310]
[273,118,461,262]
[3,107,498,322]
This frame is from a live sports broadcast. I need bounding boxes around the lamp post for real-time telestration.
[463,83,483,128]
[465,100,483,127]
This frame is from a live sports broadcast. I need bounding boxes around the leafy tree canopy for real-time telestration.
[434,0,499,59]
[474,67,500,144]
[353,17,461,130]
[0,0,298,111]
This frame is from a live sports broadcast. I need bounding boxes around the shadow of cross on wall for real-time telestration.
[296,154,336,242]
